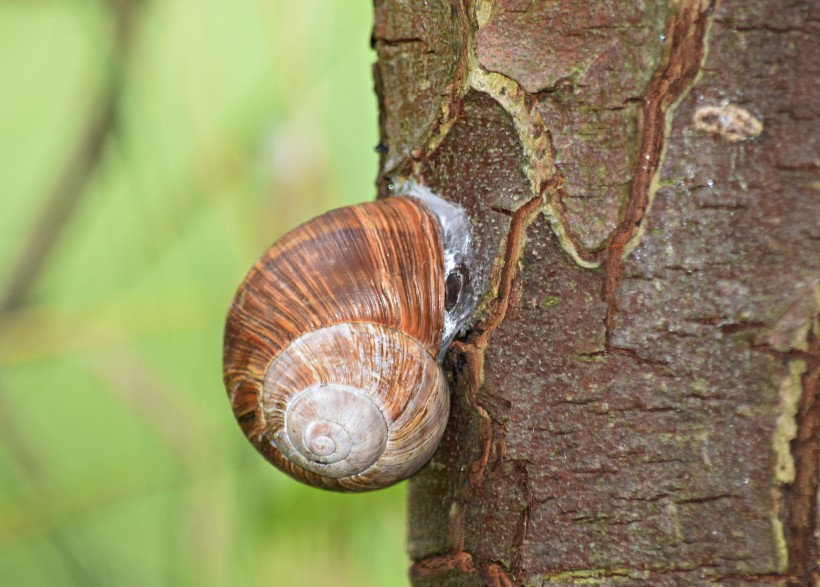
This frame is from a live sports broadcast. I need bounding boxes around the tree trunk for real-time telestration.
[373,0,819,585]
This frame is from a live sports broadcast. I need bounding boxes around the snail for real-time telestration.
[223,186,476,491]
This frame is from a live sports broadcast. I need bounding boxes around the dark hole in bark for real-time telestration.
[445,262,469,312]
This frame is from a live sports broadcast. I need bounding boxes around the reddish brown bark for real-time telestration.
[373,0,819,584]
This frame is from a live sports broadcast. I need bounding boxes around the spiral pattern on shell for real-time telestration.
[223,197,450,491]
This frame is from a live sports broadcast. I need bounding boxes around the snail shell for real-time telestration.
[224,194,473,491]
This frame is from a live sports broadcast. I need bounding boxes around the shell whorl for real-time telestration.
[223,197,450,491]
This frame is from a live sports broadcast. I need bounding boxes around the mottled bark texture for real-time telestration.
[372,0,819,585]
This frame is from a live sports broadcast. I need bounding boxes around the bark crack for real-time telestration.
[454,194,545,487]
[751,298,819,585]
[465,0,597,269]
[481,562,516,587]
[599,0,716,349]
[409,551,475,580]
[510,460,533,585]
[420,195,543,585]
[748,280,820,583]
[787,333,820,586]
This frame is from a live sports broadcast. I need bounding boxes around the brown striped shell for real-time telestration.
[223,197,450,491]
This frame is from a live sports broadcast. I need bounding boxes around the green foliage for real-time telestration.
[0,1,408,585]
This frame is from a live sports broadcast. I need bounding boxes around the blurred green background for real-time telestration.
[0,1,410,585]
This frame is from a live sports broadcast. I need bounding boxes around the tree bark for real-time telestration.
[373,0,819,585]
